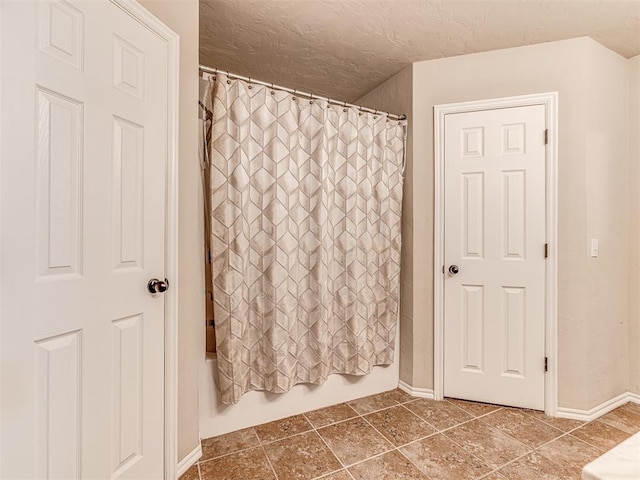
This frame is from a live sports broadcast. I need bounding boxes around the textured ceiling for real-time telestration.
[200,0,640,102]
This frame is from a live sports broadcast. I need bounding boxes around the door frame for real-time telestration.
[109,1,180,478]
[433,92,558,416]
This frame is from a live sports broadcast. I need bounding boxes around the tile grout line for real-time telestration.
[492,412,634,478]
[415,413,521,479]
[519,408,586,432]
[475,443,550,478]
[307,414,357,480]
[197,402,520,470]
[191,391,618,480]
[397,402,443,431]
[197,430,263,465]
[356,413,429,477]
[348,398,415,417]
[399,401,570,479]
[363,399,525,479]
[400,411,491,445]
[473,424,598,478]
[304,394,412,478]
[442,398,501,417]
[260,442,280,480]
[334,395,506,474]
[516,410,611,453]
[444,399,507,420]
[473,412,563,447]
[551,424,609,453]
[347,395,422,471]
[310,394,419,477]
[197,391,413,466]
[569,417,633,451]
[456,412,581,478]
[358,412,402,453]
[356,399,500,478]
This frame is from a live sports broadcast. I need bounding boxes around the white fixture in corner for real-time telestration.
[591,239,599,258]
[582,431,640,480]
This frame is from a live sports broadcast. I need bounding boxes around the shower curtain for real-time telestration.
[205,73,406,404]
[200,78,217,353]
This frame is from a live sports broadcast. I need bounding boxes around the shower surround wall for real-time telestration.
[359,37,633,412]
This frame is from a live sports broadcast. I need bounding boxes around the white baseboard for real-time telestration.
[556,391,640,422]
[398,380,435,399]
[177,443,202,478]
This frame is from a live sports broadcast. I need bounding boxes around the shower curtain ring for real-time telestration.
[309,92,314,104]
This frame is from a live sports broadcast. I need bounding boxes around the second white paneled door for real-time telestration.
[443,105,546,410]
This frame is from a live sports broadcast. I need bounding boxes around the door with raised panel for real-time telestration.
[1,1,169,478]
[443,105,546,410]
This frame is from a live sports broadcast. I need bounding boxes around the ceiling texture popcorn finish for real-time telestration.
[199,0,640,102]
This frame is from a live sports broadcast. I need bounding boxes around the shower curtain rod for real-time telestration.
[199,64,407,121]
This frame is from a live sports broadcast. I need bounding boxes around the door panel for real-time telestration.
[443,105,546,410]
[1,1,168,478]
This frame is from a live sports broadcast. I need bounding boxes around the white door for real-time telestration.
[443,105,546,410]
[1,1,169,478]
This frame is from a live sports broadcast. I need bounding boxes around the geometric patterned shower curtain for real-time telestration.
[205,73,406,404]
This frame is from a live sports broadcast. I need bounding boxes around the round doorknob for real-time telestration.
[448,265,459,275]
[148,278,169,294]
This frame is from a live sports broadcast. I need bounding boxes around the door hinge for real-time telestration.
[544,357,548,372]
[544,129,549,145]
[544,243,549,258]
[442,265,445,274]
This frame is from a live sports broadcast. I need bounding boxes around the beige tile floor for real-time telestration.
[180,390,640,480]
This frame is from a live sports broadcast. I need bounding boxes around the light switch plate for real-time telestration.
[591,239,599,258]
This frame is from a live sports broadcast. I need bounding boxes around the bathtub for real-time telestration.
[199,344,400,438]
[582,430,640,479]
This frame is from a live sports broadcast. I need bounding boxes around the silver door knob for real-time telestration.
[448,265,459,275]
[148,278,169,294]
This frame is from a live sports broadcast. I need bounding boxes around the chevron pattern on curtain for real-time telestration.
[206,74,405,404]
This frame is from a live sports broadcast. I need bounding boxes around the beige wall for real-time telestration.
[629,55,640,396]
[138,0,204,462]
[361,37,632,410]
[357,65,414,384]
[413,37,593,404]
[584,43,629,406]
